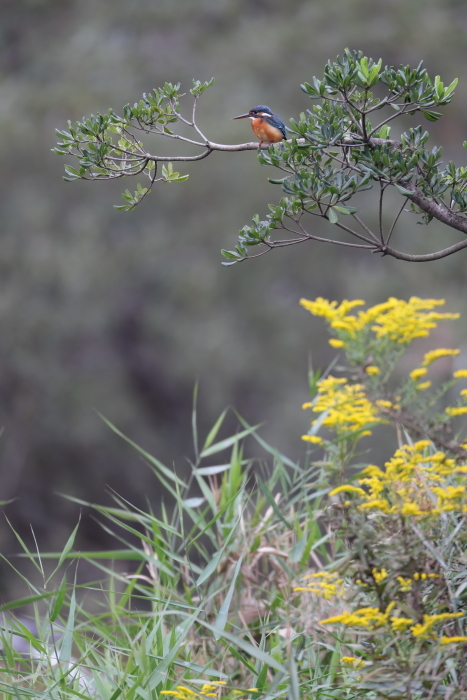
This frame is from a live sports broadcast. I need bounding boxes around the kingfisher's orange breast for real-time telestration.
[251,117,284,143]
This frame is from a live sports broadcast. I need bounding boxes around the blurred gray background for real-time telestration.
[1,0,467,597]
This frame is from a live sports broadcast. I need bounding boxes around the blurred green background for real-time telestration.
[1,0,467,596]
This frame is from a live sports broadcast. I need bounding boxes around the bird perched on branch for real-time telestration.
[233,105,286,147]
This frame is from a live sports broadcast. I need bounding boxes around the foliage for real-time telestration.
[54,49,467,264]
[298,295,467,698]
[0,409,345,699]
[2,296,467,698]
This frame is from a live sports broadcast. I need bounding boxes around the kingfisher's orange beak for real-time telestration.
[232,112,251,120]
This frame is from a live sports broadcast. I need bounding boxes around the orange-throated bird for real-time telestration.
[233,105,286,147]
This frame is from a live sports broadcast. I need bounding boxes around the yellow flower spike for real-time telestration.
[365,365,380,375]
[440,636,467,645]
[358,499,390,513]
[301,435,324,444]
[372,567,388,583]
[391,616,414,631]
[360,464,385,477]
[375,399,393,410]
[460,389,467,398]
[329,485,366,497]
[411,613,463,638]
[416,381,432,390]
[410,367,428,381]
[446,407,467,416]
[413,440,432,450]
[400,502,424,516]
[453,370,467,378]
[321,606,392,629]
[302,402,312,409]
[295,571,344,599]
[368,297,458,344]
[397,576,413,592]
[311,376,383,435]
[328,338,345,348]
[422,348,460,366]
[341,656,365,668]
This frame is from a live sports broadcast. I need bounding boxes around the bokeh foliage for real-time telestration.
[2,0,467,601]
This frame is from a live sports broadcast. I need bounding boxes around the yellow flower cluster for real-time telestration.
[322,605,464,640]
[446,407,467,417]
[161,684,258,700]
[302,376,383,437]
[415,380,431,391]
[409,367,427,381]
[365,365,380,376]
[301,435,324,445]
[341,656,365,668]
[294,571,344,599]
[397,576,413,592]
[300,296,459,344]
[391,617,414,632]
[330,440,466,517]
[411,613,463,639]
[372,568,388,584]
[321,604,395,629]
[440,636,467,645]
[422,348,460,366]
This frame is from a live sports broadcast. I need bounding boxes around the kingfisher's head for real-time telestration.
[232,105,274,120]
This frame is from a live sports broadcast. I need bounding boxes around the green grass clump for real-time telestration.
[0,402,350,700]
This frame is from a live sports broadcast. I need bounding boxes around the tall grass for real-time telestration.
[0,403,352,700]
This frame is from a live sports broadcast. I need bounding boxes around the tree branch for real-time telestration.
[384,238,467,262]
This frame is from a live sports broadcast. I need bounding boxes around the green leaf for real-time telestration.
[359,57,369,78]
[50,574,68,622]
[59,584,76,665]
[162,163,173,178]
[333,205,357,215]
[395,184,414,196]
[200,424,260,458]
[202,409,227,452]
[0,590,57,612]
[196,521,238,585]
[47,518,81,583]
[221,250,240,260]
[422,110,442,122]
[445,77,458,96]
[214,556,242,638]
[328,207,339,224]
[196,463,232,476]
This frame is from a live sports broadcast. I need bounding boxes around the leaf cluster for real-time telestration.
[224,49,465,264]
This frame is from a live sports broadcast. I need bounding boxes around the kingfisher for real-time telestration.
[233,105,287,147]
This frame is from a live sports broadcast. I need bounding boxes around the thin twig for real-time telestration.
[386,197,408,246]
